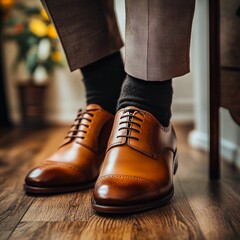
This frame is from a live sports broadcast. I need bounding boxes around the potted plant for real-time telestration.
[3,1,63,128]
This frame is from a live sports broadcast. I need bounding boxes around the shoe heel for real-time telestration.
[173,151,178,175]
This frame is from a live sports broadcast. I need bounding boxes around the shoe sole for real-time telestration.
[91,186,174,214]
[24,180,96,195]
[92,152,178,214]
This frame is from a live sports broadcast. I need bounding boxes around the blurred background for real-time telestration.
[1,0,240,169]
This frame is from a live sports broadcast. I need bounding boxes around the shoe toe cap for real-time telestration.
[93,175,159,206]
[25,167,46,186]
[25,164,86,187]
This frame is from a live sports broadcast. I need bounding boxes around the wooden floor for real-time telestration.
[0,124,240,240]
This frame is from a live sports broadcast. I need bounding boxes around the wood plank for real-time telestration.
[0,127,68,239]
[22,190,94,222]
[176,176,240,240]
[11,220,131,240]
[0,192,34,240]
[0,129,32,148]
[9,221,88,240]
[0,127,67,190]
[20,181,205,239]
[78,215,133,240]
[175,124,240,239]
[128,179,205,240]
[0,231,11,240]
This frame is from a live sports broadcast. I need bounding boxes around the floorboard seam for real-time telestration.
[175,175,207,240]
[7,197,36,240]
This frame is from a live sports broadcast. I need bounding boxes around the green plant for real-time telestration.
[3,2,63,84]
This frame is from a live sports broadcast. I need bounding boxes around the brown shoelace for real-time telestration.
[116,109,144,141]
[65,109,96,140]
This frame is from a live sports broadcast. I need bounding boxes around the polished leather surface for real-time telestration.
[93,106,177,207]
[41,0,195,81]
[25,104,114,189]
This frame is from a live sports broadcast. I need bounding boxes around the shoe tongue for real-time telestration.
[122,106,166,127]
[85,104,102,111]
[122,106,143,116]
[123,106,141,111]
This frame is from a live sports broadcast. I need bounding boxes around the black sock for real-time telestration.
[117,75,173,127]
[81,52,125,114]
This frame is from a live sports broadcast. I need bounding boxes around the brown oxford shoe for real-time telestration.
[92,106,178,213]
[24,104,114,194]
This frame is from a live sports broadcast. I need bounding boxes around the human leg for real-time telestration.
[93,0,195,213]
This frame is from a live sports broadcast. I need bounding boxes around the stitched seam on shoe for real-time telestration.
[97,174,159,195]
[43,161,86,179]
[107,141,125,152]
[128,144,155,159]
[143,111,171,132]
[129,123,175,159]
[128,122,155,158]
[156,148,176,159]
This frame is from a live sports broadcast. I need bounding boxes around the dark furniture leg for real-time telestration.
[209,0,221,179]
[0,10,11,128]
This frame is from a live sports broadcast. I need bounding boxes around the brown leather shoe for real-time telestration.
[24,104,114,194]
[92,106,178,213]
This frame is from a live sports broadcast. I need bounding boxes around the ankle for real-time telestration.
[117,75,173,127]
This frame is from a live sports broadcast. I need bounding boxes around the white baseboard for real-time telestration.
[188,129,240,169]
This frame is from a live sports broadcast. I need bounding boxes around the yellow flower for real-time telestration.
[0,0,14,9]
[40,9,49,21]
[51,51,62,62]
[47,24,58,39]
[29,18,48,37]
